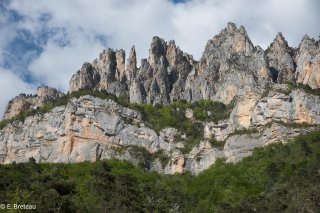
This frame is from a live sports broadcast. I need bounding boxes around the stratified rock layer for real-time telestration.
[224,122,316,163]
[0,96,223,174]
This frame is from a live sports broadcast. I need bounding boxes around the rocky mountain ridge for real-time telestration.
[69,22,319,105]
[1,22,320,174]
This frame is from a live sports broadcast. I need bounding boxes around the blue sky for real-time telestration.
[0,0,319,116]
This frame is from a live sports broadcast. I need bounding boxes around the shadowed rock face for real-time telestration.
[2,22,320,174]
[266,32,296,83]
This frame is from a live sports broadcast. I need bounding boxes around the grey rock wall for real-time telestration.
[2,23,320,174]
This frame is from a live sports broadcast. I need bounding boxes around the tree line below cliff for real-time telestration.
[0,130,320,212]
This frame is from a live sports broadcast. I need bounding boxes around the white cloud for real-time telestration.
[29,33,105,91]
[10,0,319,54]
[0,68,35,117]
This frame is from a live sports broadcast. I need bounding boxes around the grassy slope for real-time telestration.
[0,130,320,212]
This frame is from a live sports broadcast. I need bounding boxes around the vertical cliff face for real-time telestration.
[130,37,196,104]
[295,35,320,89]
[0,95,226,174]
[69,49,129,97]
[69,35,196,105]
[134,36,172,104]
[68,63,98,92]
[126,46,137,84]
[185,22,270,104]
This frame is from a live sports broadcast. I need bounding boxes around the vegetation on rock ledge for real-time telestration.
[0,89,233,135]
[287,81,320,95]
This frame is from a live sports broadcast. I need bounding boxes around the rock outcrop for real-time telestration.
[0,95,317,174]
[69,37,196,105]
[295,35,320,89]
[185,23,270,104]
[1,23,320,174]
[224,122,317,163]
[68,22,320,105]
[1,96,160,163]
[2,86,64,120]
[0,95,222,174]
[68,23,273,106]
[266,33,296,83]
[252,87,320,126]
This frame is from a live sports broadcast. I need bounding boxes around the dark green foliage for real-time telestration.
[152,150,170,168]
[86,162,143,213]
[1,130,320,212]
[283,81,320,96]
[192,99,234,122]
[227,128,258,138]
[261,85,273,98]
[118,146,170,169]
[261,81,320,98]
[0,109,38,130]
[130,99,233,150]
[209,138,226,150]
[296,83,320,95]
[267,120,318,129]
[0,119,10,129]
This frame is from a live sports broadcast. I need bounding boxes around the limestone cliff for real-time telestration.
[0,95,224,174]
[3,86,64,120]
[186,23,270,104]
[295,35,320,89]
[1,23,320,174]
[266,33,296,83]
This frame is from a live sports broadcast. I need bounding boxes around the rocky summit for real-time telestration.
[1,22,320,174]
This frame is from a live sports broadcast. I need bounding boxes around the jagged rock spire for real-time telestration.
[126,45,137,82]
[274,32,288,47]
[266,32,295,83]
[295,34,320,89]
[226,22,237,33]
[193,22,269,104]
[66,22,320,106]
[115,49,125,82]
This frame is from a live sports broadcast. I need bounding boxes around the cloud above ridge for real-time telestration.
[0,0,319,115]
